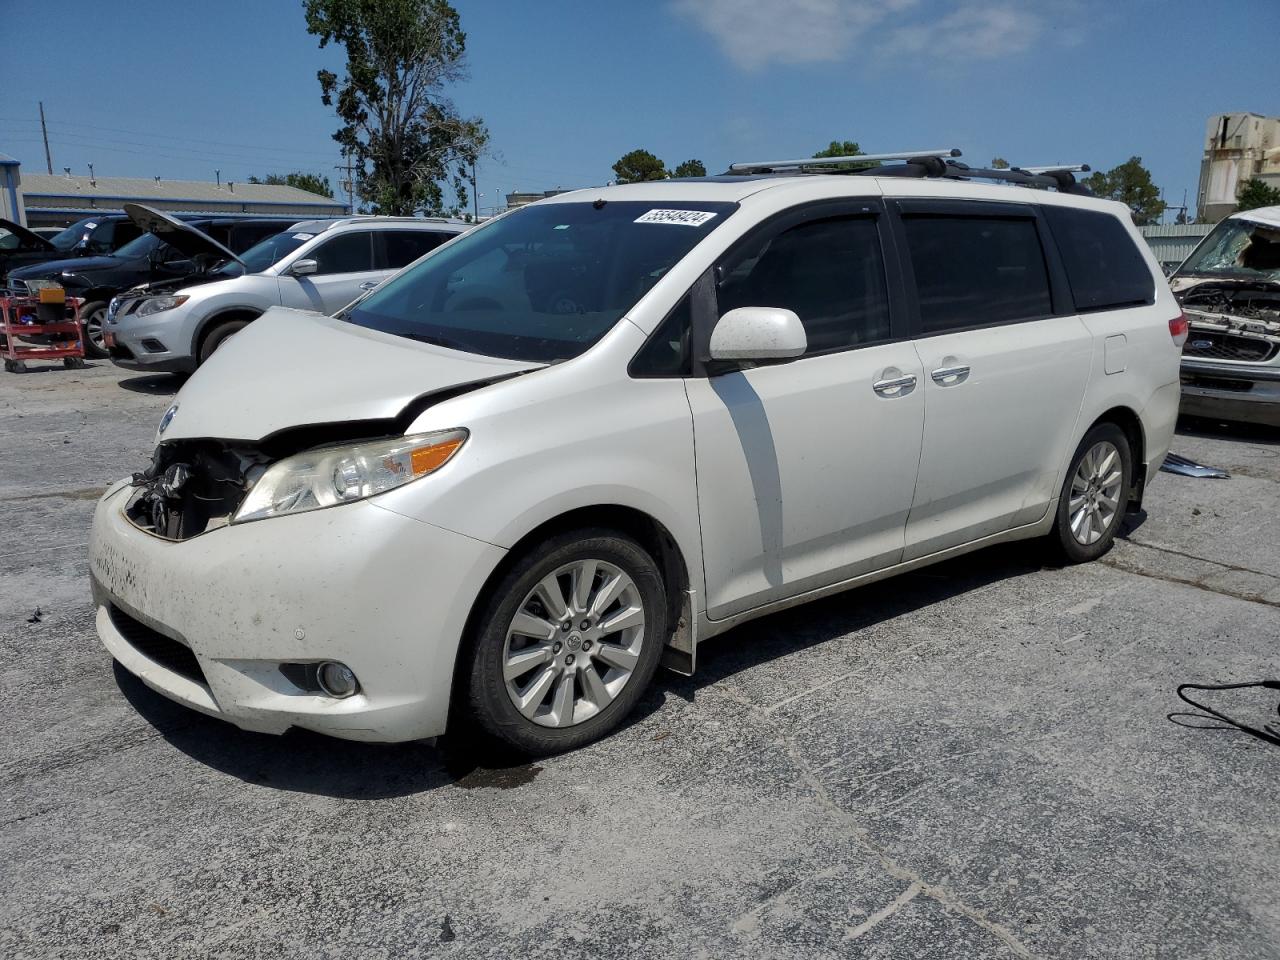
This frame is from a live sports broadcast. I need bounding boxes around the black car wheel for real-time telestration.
[79,301,109,359]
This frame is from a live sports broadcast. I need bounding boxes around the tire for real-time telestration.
[1048,423,1132,563]
[464,528,667,755]
[197,320,248,365]
[79,301,109,358]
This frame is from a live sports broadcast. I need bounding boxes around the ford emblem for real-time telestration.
[158,403,179,435]
[1189,339,1213,350]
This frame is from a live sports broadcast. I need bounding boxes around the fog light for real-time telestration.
[317,661,359,698]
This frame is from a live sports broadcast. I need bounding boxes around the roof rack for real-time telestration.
[728,148,961,173]
[723,148,1093,195]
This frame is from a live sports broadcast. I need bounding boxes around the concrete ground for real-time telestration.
[2,362,1278,960]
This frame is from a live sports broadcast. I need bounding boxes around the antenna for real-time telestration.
[729,148,961,173]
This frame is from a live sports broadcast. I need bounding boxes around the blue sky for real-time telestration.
[4,0,1278,218]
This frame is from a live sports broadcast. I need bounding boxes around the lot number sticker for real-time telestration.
[635,209,718,227]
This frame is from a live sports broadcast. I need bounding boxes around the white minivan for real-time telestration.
[89,153,1183,754]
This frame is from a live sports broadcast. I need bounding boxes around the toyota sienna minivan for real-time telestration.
[89,152,1183,755]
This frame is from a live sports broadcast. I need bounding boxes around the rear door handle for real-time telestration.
[872,373,917,397]
[930,364,970,385]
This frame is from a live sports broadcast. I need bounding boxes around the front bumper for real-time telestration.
[89,481,505,742]
[1179,358,1280,427]
[105,307,198,372]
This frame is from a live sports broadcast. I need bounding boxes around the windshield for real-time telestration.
[344,200,736,362]
[114,233,164,258]
[1179,217,1280,282]
[212,230,316,278]
[47,218,98,251]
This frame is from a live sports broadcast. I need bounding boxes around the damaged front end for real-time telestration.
[126,440,273,540]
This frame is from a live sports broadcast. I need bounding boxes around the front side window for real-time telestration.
[903,215,1053,333]
[310,231,374,275]
[48,218,96,252]
[345,201,735,363]
[718,215,891,354]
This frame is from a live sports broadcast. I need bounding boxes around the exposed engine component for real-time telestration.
[1180,282,1280,335]
[127,441,273,540]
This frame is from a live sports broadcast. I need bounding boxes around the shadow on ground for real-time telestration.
[116,374,183,395]
[1176,414,1280,446]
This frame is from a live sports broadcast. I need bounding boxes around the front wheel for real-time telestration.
[197,320,248,365]
[79,301,109,358]
[464,529,667,755]
[1048,423,1132,563]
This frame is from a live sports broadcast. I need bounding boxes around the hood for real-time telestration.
[124,202,244,267]
[116,271,220,299]
[162,307,543,443]
[0,218,56,253]
[1178,279,1280,334]
[8,254,127,284]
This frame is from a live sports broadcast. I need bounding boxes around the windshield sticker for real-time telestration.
[635,209,718,227]
[84,222,98,230]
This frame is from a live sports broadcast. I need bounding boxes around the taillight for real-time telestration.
[1169,311,1188,347]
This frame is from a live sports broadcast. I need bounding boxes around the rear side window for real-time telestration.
[902,215,1052,333]
[111,221,143,248]
[718,216,890,354]
[1043,206,1154,312]
[380,230,451,270]
[310,231,374,275]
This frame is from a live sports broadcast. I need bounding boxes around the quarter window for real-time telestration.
[718,216,891,354]
[902,215,1053,333]
[1043,206,1154,312]
[310,232,374,275]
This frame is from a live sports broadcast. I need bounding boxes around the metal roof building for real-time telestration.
[3,158,349,227]
[1139,223,1215,271]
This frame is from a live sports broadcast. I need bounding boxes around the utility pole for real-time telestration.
[334,151,355,214]
[471,159,478,222]
[38,102,53,175]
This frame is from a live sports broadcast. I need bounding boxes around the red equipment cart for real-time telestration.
[1,285,86,374]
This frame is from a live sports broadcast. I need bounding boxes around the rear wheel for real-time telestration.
[464,529,667,755]
[197,320,248,365]
[79,301,109,358]
[1048,423,1132,563]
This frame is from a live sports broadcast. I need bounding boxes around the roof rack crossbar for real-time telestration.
[1017,164,1091,175]
[728,148,961,173]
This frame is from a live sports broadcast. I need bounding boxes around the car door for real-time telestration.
[283,230,379,313]
[685,200,926,621]
[891,199,1092,560]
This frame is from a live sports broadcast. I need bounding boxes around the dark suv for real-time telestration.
[0,215,146,286]
[7,213,295,356]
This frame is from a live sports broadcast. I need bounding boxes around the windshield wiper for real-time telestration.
[403,331,471,353]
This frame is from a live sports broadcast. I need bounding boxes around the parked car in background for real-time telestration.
[90,162,1182,754]
[8,205,296,356]
[28,226,64,241]
[0,214,144,285]
[105,215,468,372]
[1171,204,1280,426]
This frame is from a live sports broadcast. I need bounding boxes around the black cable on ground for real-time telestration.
[1173,681,1280,747]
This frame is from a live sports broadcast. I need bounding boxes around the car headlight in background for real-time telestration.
[233,429,468,523]
[136,295,189,317]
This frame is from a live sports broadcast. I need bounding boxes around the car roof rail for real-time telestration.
[728,148,961,174]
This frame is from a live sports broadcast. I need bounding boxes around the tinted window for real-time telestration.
[380,230,451,269]
[718,216,890,354]
[311,232,373,274]
[111,221,143,248]
[903,215,1052,333]
[631,294,692,377]
[230,222,287,252]
[345,201,735,363]
[1044,206,1154,311]
[85,220,115,251]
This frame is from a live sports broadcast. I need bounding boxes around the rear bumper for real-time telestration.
[1179,358,1280,427]
[89,481,506,742]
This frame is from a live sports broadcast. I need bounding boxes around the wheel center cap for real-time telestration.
[567,634,582,651]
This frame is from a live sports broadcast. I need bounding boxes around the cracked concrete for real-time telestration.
[2,365,1279,959]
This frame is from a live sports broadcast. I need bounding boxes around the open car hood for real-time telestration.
[162,308,544,443]
[0,217,56,252]
[123,202,244,267]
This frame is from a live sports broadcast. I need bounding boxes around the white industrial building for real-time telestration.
[1197,113,1280,223]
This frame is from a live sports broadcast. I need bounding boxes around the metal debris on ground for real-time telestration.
[27,607,42,623]
[1161,453,1230,479]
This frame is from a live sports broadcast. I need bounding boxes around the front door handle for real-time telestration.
[872,373,917,397]
[930,364,971,385]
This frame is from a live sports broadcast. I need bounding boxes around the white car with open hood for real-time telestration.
[89,150,1183,754]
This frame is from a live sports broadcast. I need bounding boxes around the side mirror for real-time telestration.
[709,307,807,363]
[290,258,318,277]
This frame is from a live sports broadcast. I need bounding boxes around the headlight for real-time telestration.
[233,429,468,523]
[136,295,189,317]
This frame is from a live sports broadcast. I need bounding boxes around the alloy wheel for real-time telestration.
[1069,440,1123,545]
[84,307,107,354]
[502,559,646,728]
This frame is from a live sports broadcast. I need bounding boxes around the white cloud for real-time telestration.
[672,0,1052,70]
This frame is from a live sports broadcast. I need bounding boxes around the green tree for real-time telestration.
[1237,177,1280,212]
[991,157,1010,169]
[304,0,488,217]
[671,158,706,178]
[1085,157,1166,225]
[248,172,335,198]
[812,140,867,172]
[612,149,667,184]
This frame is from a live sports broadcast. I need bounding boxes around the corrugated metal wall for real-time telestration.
[1140,224,1215,269]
